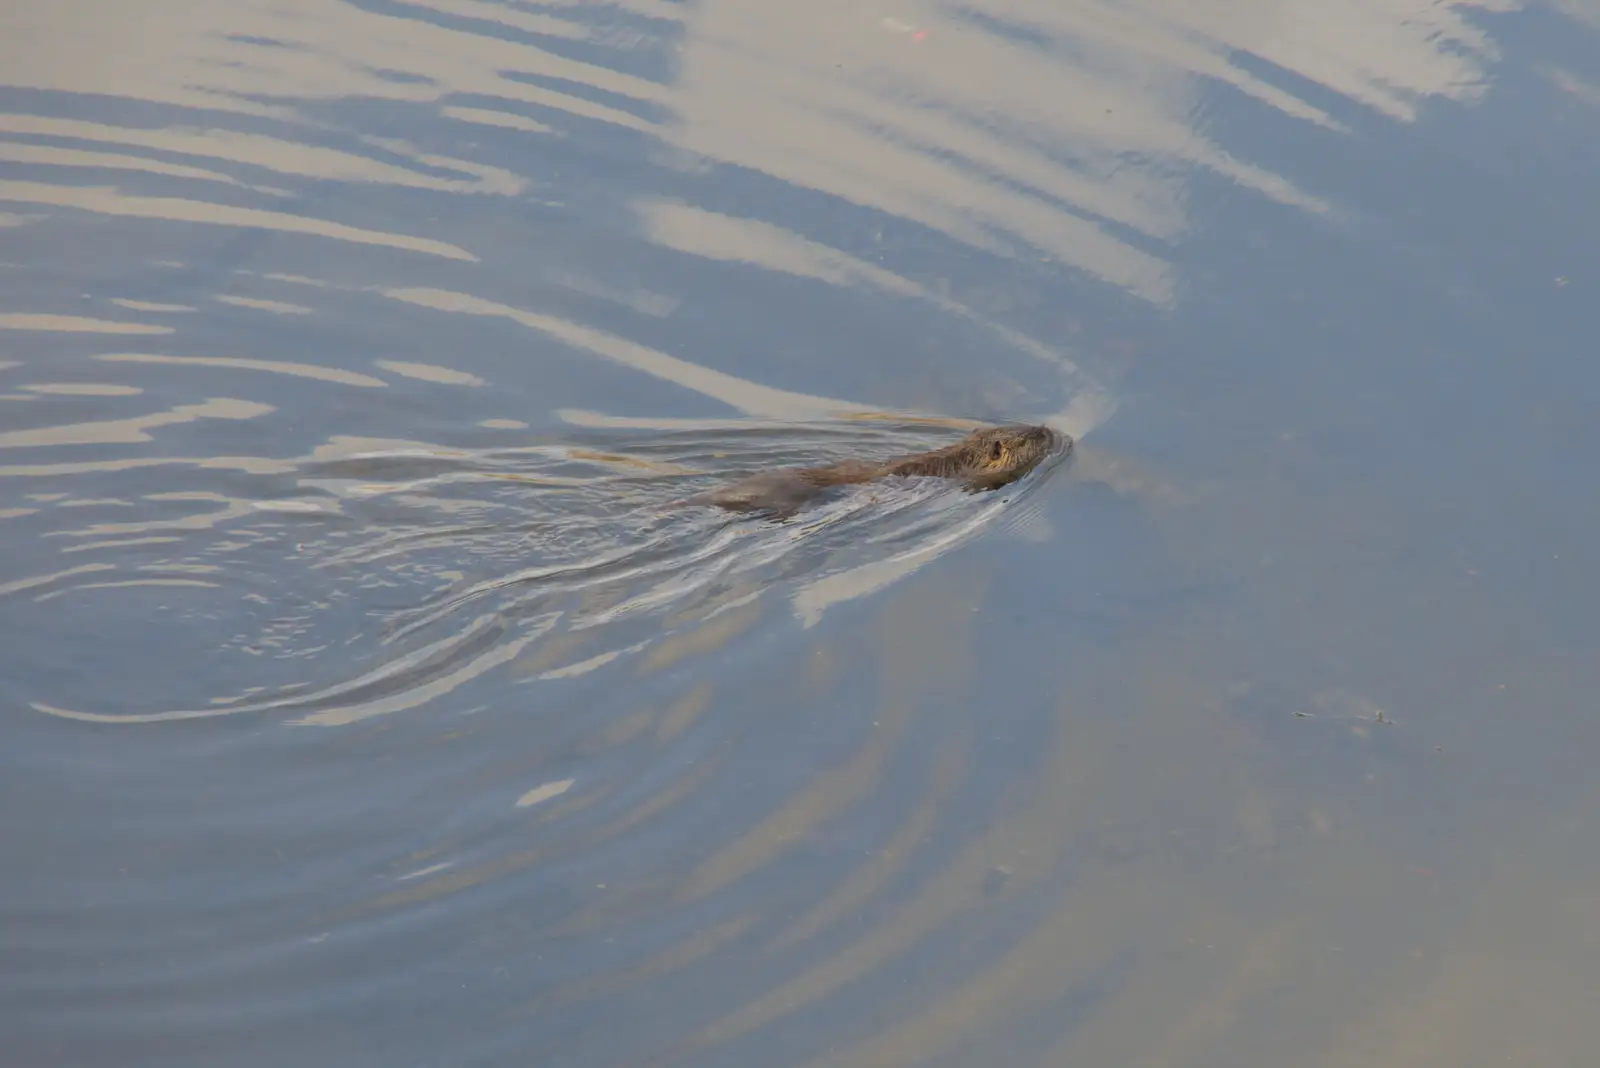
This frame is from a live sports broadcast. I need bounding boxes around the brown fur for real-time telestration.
[685,424,1068,518]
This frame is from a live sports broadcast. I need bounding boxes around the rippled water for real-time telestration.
[18,418,1068,725]
[5,1,1600,1066]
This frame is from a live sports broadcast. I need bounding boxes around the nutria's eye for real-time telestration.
[990,441,1004,461]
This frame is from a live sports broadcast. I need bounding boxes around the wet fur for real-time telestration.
[684,424,1068,519]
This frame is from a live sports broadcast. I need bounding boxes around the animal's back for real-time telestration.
[680,425,1067,520]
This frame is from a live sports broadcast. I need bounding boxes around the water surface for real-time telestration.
[4,2,1599,1066]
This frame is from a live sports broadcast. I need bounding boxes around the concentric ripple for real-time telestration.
[17,419,1069,726]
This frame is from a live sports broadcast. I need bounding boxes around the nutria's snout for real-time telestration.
[1013,424,1070,454]
[1030,425,1074,461]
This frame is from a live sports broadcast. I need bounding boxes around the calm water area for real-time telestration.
[3,2,1599,1065]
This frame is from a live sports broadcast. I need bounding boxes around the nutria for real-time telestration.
[682,424,1069,519]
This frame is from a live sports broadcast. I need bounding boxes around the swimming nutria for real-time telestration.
[683,424,1069,519]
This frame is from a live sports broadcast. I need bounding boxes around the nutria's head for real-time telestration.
[962,424,1066,479]
[884,423,1069,485]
